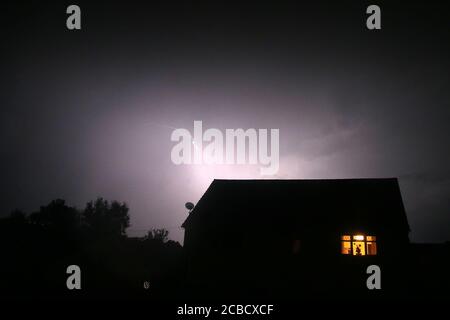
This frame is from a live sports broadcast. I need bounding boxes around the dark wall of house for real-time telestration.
[183,211,411,298]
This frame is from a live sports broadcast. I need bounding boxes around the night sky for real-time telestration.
[2,1,449,243]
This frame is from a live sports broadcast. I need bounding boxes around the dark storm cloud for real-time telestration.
[1,1,449,242]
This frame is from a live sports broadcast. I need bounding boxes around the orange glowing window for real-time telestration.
[367,242,377,255]
[341,234,377,256]
[341,240,352,254]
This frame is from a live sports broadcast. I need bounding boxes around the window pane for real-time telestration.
[341,241,351,254]
[367,236,376,241]
[352,241,366,255]
[367,242,377,255]
[341,235,351,241]
[353,235,365,241]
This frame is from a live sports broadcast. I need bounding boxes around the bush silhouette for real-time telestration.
[0,198,184,299]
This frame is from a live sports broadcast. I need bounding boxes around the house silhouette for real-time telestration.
[182,178,411,298]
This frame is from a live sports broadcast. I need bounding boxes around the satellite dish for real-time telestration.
[185,202,195,211]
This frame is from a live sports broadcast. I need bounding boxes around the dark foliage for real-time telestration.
[0,198,184,299]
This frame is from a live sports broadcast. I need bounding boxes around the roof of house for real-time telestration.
[182,178,410,234]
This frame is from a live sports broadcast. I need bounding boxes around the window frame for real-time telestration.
[341,234,377,256]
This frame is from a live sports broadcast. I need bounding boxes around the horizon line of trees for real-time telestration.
[2,197,174,243]
[0,198,184,297]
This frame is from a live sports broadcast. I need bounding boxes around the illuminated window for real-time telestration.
[367,241,377,255]
[341,240,352,254]
[341,234,377,256]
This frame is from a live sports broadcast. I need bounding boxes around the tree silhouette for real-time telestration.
[29,199,80,232]
[0,197,185,299]
[83,197,130,237]
[8,209,27,225]
[146,228,169,243]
